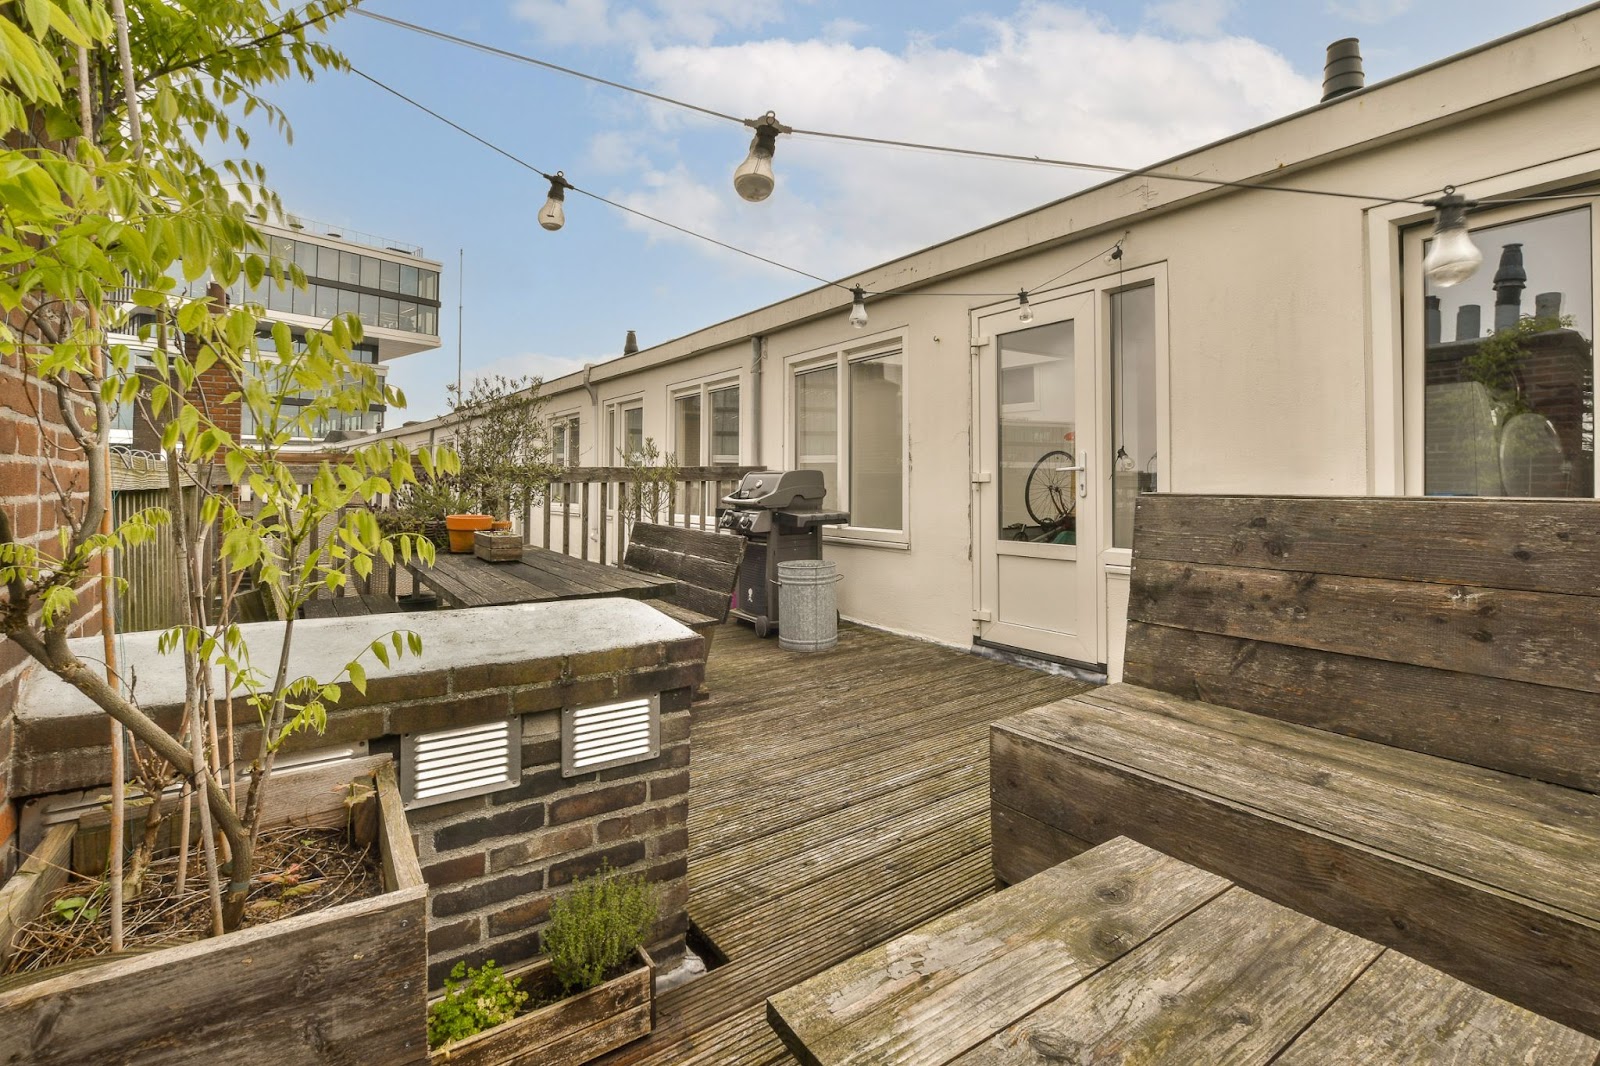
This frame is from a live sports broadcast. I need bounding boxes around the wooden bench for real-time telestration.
[991,494,1600,1036]
[622,523,745,692]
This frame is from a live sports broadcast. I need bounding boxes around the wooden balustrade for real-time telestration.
[527,465,759,565]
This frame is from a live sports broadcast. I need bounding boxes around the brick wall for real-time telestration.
[1,307,102,878]
[10,601,701,986]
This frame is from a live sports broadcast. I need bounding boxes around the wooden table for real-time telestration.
[408,545,675,608]
[767,837,1600,1065]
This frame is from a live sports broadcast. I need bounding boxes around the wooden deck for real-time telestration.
[595,620,1094,1065]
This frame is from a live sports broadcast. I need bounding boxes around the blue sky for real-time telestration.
[237,0,1586,420]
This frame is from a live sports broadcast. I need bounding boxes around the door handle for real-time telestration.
[1055,454,1089,498]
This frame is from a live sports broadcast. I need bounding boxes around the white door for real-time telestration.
[973,291,1102,666]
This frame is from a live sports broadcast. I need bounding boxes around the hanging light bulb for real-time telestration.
[848,285,868,329]
[1018,290,1034,324]
[734,112,789,203]
[538,172,572,232]
[1422,187,1482,288]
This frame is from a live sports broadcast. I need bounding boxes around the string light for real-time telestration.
[1421,186,1482,287]
[538,171,572,231]
[734,113,790,203]
[849,286,869,329]
[1017,291,1034,324]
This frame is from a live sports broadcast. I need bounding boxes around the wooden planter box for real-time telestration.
[473,530,524,562]
[0,763,430,1065]
[431,947,655,1066]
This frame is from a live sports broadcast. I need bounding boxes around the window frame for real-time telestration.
[784,331,910,546]
[1397,192,1599,499]
[666,371,744,469]
[605,396,645,465]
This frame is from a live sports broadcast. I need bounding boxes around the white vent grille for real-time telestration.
[563,696,660,777]
[401,720,520,807]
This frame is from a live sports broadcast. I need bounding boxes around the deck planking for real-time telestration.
[591,620,1093,1066]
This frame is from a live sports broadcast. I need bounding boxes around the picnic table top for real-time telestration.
[408,544,675,608]
[766,836,1600,1065]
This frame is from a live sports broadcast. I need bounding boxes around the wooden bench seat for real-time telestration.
[623,523,745,692]
[991,494,1600,1036]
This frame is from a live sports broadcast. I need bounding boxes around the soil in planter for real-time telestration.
[2,826,384,978]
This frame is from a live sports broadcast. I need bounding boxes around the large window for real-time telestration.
[792,345,905,534]
[608,401,644,462]
[711,385,740,464]
[670,380,741,468]
[550,415,581,467]
[1416,205,1594,498]
[225,235,443,338]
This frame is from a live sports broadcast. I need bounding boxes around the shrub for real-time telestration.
[544,867,658,994]
[427,960,529,1051]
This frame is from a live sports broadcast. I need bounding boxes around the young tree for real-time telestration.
[441,373,558,521]
[0,0,450,932]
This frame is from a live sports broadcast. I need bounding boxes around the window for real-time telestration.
[608,401,644,462]
[711,386,740,464]
[674,394,702,466]
[1413,204,1595,498]
[792,344,905,534]
[1110,284,1159,548]
[550,415,580,466]
[359,256,380,289]
[669,380,741,470]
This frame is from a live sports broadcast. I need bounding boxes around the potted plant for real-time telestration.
[427,867,658,1065]
[445,512,495,553]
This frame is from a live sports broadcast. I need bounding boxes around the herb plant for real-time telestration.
[544,867,658,995]
[426,960,529,1051]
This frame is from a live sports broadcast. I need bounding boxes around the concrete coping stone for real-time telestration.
[16,599,697,726]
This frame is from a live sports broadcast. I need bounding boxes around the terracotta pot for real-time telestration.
[445,514,494,553]
[491,519,513,531]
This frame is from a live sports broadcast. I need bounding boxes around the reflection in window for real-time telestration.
[850,353,903,530]
[795,366,839,510]
[420,271,439,300]
[360,256,380,289]
[1111,285,1158,548]
[998,322,1075,543]
[675,394,702,466]
[1422,207,1594,498]
[710,386,739,463]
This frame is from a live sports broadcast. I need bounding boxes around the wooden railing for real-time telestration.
[527,465,759,565]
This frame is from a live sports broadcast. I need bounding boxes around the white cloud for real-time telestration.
[1325,0,1414,24]
[1144,0,1235,37]
[512,0,786,47]
[469,349,591,386]
[821,17,868,43]
[603,5,1320,279]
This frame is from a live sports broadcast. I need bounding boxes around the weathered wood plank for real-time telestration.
[953,886,1381,1066]
[1132,493,1600,597]
[0,880,429,1065]
[1128,557,1600,694]
[1122,621,1600,792]
[767,838,1229,1066]
[376,762,425,892]
[988,803,1094,887]
[1275,950,1600,1065]
[990,717,1600,1036]
[629,523,745,567]
[0,825,74,966]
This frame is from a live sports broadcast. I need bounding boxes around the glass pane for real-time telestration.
[566,419,580,465]
[1111,285,1159,548]
[675,394,702,467]
[795,365,839,509]
[420,270,439,300]
[379,260,400,292]
[268,236,295,268]
[400,264,419,296]
[339,251,361,286]
[998,320,1077,543]
[398,300,418,332]
[292,282,314,316]
[337,287,358,315]
[294,240,318,277]
[624,407,644,457]
[359,292,378,326]
[267,280,292,314]
[1423,207,1593,498]
[849,353,904,530]
[315,284,338,320]
[379,297,399,330]
[360,256,380,289]
[710,386,740,463]
[420,307,438,335]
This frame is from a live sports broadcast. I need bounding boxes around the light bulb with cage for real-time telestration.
[1018,290,1034,324]
[1422,188,1482,288]
[734,112,787,203]
[539,172,571,232]
[848,286,868,329]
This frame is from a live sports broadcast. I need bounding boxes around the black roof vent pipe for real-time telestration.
[623,329,639,355]
[1322,38,1365,102]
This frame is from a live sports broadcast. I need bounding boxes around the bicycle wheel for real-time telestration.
[1025,449,1077,527]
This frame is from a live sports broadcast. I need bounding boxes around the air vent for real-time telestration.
[401,719,520,808]
[562,696,661,777]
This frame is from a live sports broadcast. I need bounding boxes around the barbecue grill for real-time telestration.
[718,470,848,637]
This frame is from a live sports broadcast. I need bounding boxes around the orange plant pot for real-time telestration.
[444,514,494,553]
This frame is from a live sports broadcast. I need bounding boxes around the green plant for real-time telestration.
[443,374,560,520]
[544,866,658,995]
[426,959,529,1051]
[1463,313,1573,419]
[621,437,678,526]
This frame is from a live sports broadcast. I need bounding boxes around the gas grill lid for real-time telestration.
[721,469,828,510]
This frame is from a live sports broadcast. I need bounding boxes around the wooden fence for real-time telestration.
[526,465,758,565]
